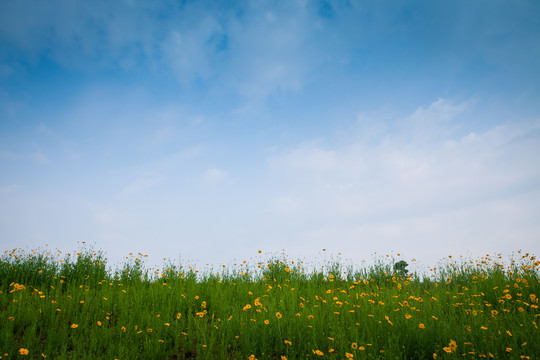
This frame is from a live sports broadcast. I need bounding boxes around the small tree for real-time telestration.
[393,260,409,277]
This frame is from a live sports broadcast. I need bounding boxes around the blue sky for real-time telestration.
[1,0,540,269]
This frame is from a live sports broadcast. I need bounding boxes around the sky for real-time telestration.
[1,0,540,271]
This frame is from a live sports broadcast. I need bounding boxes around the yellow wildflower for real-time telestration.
[19,348,29,355]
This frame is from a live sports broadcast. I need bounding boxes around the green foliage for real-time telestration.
[0,248,538,359]
[394,260,409,276]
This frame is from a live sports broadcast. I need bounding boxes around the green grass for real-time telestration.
[1,247,539,359]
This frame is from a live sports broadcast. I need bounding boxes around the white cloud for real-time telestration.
[262,99,540,260]
[36,123,54,135]
[201,168,229,185]
[0,184,22,194]
[0,151,50,164]
[118,175,164,196]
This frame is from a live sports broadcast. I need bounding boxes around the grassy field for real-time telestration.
[1,247,538,359]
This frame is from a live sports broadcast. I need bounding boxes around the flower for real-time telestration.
[19,348,29,355]
[71,324,78,328]
[419,323,425,329]
[351,343,358,349]
[276,312,282,319]
[264,320,269,325]
[345,353,354,359]
[97,321,102,326]
[177,313,181,319]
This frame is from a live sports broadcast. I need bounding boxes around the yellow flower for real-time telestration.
[359,346,365,351]
[345,353,354,359]
[405,314,412,319]
[264,320,269,325]
[419,323,425,329]
[19,348,29,355]
[177,313,181,319]
[71,324,78,328]
[97,321,102,326]
[148,328,153,332]
[281,357,287,360]
[313,350,324,356]
[351,343,358,349]
[506,348,512,352]
[284,340,292,346]
[121,326,126,332]
[276,312,282,319]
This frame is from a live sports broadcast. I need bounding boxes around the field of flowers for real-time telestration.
[1,247,538,359]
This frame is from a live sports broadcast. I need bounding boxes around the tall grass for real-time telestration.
[1,248,538,359]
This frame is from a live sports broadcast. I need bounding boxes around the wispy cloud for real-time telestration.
[0,184,22,194]
[0,151,50,164]
[201,168,229,186]
[118,175,164,197]
[263,99,540,257]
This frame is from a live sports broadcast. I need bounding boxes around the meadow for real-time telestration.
[1,247,538,360]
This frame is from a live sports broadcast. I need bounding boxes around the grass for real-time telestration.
[1,247,539,359]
